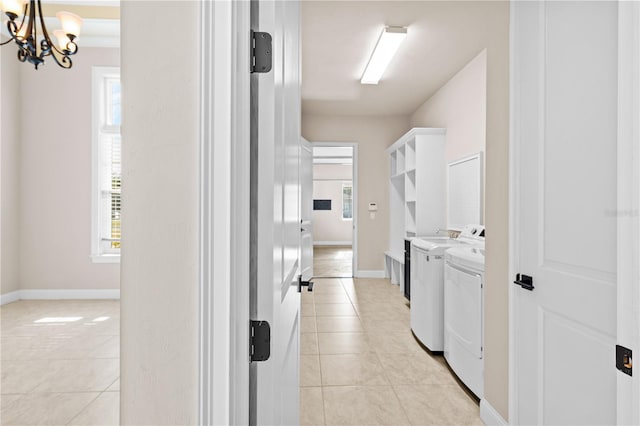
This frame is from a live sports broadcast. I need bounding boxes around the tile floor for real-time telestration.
[1,300,119,425]
[300,277,482,426]
[313,246,353,278]
[1,278,480,425]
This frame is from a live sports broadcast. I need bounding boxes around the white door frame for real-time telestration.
[508,2,640,423]
[311,141,359,277]
[615,2,640,424]
[199,1,250,425]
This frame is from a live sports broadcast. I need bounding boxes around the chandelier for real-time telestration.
[1,0,82,69]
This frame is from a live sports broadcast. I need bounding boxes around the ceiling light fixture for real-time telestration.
[0,0,82,69]
[361,26,407,85]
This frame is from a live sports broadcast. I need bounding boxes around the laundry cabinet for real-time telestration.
[384,128,446,293]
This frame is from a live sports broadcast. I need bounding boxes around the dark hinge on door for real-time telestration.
[250,320,271,362]
[250,31,272,73]
[616,345,633,376]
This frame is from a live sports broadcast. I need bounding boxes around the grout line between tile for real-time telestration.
[64,390,105,426]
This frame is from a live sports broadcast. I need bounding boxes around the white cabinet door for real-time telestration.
[512,2,618,424]
[251,0,301,425]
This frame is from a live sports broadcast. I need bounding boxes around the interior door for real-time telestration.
[250,0,301,425]
[300,138,314,282]
[512,2,618,424]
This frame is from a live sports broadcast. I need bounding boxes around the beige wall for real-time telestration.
[482,2,510,418]
[302,115,410,272]
[409,7,510,418]
[313,164,353,243]
[411,50,487,163]
[1,48,21,296]
[17,48,120,291]
[120,1,199,423]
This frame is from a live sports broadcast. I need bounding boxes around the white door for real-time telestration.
[250,0,301,425]
[512,2,618,424]
[300,138,314,282]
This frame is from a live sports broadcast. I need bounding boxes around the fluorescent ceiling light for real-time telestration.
[361,26,407,85]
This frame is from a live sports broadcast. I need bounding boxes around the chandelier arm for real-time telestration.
[47,50,72,68]
[5,19,21,45]
[36,0,69,58]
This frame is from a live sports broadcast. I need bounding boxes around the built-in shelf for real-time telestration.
[385,128,446,294]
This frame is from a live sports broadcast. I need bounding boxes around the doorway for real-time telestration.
[311,143,357,278]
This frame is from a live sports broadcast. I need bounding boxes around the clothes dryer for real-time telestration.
[444,246,485,398]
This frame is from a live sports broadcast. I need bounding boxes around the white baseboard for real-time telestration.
[355,270,386,279]
[1,289,120,304]
[480,399,508,426]
[0,291,21,306]
[313,241,352,246]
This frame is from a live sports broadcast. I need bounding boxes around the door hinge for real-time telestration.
[250,320,271,362]
[616,345,633,376]
[250,30,272,73]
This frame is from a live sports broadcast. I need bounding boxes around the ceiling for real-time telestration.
[3,1,504,115]
[301,1,505,116]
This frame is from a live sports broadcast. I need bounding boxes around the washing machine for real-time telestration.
[410,225,484,351]
[444,245,485,398]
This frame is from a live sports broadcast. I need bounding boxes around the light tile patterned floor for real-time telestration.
[300,277,482,426]
[1,278,480,425]
[313,247,353,278]
[1,300,119,425]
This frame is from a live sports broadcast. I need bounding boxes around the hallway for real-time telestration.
[313,247,353,278]
[300,277,481,425]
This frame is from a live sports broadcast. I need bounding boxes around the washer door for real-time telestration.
[444,262,482,358]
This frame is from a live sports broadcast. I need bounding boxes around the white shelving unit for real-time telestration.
[384,128,446,289]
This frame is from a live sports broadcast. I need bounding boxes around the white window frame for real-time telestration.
[342,181,353,220]
[91,66,121,263]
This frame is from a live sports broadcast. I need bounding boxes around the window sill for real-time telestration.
[91,254,121,264]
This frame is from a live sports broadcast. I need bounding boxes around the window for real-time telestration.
[91,67,121,262]
[342,182,353,220]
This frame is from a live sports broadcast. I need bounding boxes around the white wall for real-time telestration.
[120,1,199,423]
[1,47,21,297]
[313,163,353,244]
[302,116,410,271]
[16,48,120,291]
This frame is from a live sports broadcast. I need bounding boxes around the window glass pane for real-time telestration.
[342,183,353,219]
[93,69,122,257]
[108,79,121,126]
[110,134,121,249]
[111,191,121,249]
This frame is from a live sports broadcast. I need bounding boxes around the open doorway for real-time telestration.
[311,143,357,278]
[0,2,121,424]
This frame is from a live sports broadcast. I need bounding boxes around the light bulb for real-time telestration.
[15,18,28,40]
[54,29,71,51]
[2,0,25,18]
[56,11,82,38]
